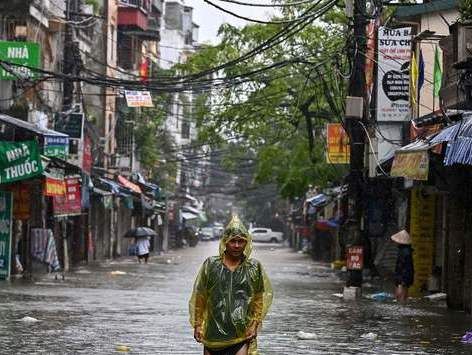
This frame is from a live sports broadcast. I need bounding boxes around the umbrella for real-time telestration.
[124,227,157,239]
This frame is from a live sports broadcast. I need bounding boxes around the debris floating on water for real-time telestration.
[110,271,127,275]
[332,293,344,299]
[18,316,39,323]
[361,332,378,340]
[424,293,447,301]
[296,331,317,340]
[116,344,130,352]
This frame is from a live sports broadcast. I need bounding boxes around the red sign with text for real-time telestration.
[82,135,92,175]
[346,246,364,270]
[53,177,81,216]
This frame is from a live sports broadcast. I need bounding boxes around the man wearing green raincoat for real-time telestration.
[189,216,273,355]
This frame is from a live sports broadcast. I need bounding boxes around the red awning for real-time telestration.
[118,175,142,194]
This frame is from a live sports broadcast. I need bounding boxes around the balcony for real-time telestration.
[119,15,160,41]
[118,1,149,31]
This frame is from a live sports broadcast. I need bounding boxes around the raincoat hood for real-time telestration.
[219,215,253,258]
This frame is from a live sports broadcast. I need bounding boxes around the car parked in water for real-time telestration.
[249,228,283,243]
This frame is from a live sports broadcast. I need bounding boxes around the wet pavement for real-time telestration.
[1,241,472,354]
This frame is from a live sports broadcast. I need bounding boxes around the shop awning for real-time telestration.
[118,175,142,194]
[97,178,133,197]
[0,113,68,137]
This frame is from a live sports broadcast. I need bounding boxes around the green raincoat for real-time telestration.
[189,216,273,354]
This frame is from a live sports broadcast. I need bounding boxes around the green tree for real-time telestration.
[182,7,349,199]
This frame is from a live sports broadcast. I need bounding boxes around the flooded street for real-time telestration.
[1,241,471,354]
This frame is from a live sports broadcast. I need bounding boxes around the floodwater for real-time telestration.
[0,241,471,354]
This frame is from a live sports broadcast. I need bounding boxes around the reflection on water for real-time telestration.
[0,241,470,354]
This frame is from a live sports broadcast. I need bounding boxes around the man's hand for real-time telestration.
[245,322,259,341]
[194,326,204,343]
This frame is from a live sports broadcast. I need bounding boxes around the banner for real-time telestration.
[0,41,40,80]
[53,177,81,216]
[391,150,429,181]
[409,188,435,297]
[11,183,30,220]
[82,135,92,175]
[0,191,12,280]
[326,123,350,164]
[44,136,69,160]
[124,90,154,107]
[377,27,412,122]
[0,141,43,184]
[44,177,66,197]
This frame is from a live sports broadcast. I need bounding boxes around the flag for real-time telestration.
[418,49,424,91]
[410,52,418,106]
[433,46,442,97]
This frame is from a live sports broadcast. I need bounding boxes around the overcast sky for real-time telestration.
[184,0,275,44]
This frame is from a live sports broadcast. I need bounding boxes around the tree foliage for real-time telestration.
[182,7,349,199]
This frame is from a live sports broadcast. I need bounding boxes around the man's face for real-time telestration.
[226,236,247,258]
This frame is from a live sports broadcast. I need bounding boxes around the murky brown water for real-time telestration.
[0,241,471,354]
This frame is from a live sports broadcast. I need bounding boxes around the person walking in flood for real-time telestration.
[391,230,414,303]
[135,236,150,264]
[189,215,273,355]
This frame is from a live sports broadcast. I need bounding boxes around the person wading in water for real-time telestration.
[189,215,273,355]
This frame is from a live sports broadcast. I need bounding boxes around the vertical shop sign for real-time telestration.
[326,123,350,164]
[53,177,81,216]
[0,191,12,280]
[82,135,92,175]
[409,188,436,296]
[377,27,412,121]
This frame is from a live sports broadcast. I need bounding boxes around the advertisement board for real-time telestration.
[53,177,81,216]
[377,27,412,122]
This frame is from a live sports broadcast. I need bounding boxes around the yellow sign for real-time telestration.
[391,150,429,180]
[409,188,436,296]
[326,123,350,164]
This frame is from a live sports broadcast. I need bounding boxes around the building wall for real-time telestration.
[418,9,458,117]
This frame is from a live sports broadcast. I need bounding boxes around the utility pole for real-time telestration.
[63,0,74,109]
[344,0,367,291]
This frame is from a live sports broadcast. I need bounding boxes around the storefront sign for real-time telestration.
[409,188,436,297]
[377,27,412,122]
[43,136,69,160]
[326,123,350,164]
[44,177,66,196]
[82,135,92,174]
[0,191,12,280]
[53,177,81,216]
[346,246,364,270]
[11,183,30,220]
[54,113,84,139]
[124,90,154,107]
[391,150,429,181]
[0,41,40,80]
[0,141,43,184]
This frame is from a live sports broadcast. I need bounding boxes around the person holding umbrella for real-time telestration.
[135,236,150,264]
[124,227,156,264]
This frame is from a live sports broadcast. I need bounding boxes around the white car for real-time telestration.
[249,228,283,243]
